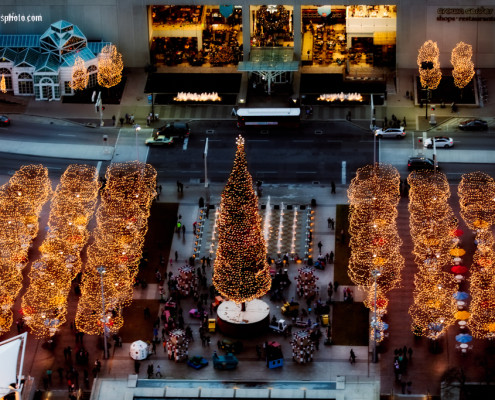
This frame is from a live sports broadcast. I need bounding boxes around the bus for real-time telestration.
[236,108,301,128]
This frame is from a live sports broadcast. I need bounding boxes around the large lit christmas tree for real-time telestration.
[212,136,271,309]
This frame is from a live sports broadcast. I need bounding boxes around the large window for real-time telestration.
[18,72,34,94]
[149,5,243,67]
[250,5,294,48]
[87,65,97,88]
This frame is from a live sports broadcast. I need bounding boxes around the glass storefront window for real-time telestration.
[250,5,294,48]
[149,5,243,67]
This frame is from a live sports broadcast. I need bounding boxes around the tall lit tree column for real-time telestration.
[347,164,404,348]
[408,171,457,340]
[212,136,271,310]
[97,44,123,89]
[451,42,475,90]
[418,40,442,119]
[459,172,495,338]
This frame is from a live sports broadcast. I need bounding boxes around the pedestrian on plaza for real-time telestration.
[147,363,154,379]
[334,281,339,294]
[155,269,162,282]
[156,365,162,377]
[46,368,52,384]
[403,345,408,359]
[327,217,332,228]
[330,218,335,230]
[144,307,151,319]
[119,117,124,126]
[193,221,197,234]
[331,181,336,194]
[207,256,211,267]
[408,347,413,360]
[95,359,101,373]
[174,250,178,262]
[317,241,322,253]
[199,197,205,208]
[112,115,116,126]
[329,251,334,263]
[159,185,162,194]
[349,349,356,364]
[327,282,333,300]
[182,224,186,235]
[402,116,406,127]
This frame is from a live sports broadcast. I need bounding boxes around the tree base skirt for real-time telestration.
[216,299,270,338]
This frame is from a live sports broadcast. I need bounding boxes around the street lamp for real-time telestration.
[134,124,141,161]
[371,268,381,363]
[97,266,109,360]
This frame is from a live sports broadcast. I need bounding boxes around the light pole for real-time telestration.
[97,266,109,360]
[371,269,381,363]
[134,124,141,161]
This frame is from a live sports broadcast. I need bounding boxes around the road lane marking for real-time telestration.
[58,133,77,137]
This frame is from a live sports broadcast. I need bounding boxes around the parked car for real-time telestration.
[407,157,438,171]
[145,135,174,146]
[458,119,488,131]
[187,356,209,369]
[424,136,454,148]
[0,115,11,127]
[374,127,406,139]
[217,339,244,354]
[155,122,190,139]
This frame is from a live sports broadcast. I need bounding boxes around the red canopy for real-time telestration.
[451,265,468,274]
[453,229,464,237]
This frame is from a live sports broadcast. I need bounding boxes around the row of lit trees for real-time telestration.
[0,165,52,333]
[70,44,123,91]
[458,172,495,338]
[418,40,475,90]
[347,164,404,343]
[21,165,100,337]
[75,161,156,338]
[407,171,458,339]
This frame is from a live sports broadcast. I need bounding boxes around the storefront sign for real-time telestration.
[437,6,495,22]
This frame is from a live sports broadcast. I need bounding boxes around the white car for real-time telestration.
[424,136,454,149]
[374,127,406,139]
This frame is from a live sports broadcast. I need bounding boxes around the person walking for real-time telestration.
[329,251,334,263]
[156,365,162,377]
[349,349,356,364]
[317,241,322,253]
[331,181,336,194]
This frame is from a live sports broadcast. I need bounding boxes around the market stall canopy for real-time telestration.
[451,265,468,274]
[455,333,472,343]
[454,311,471,320]
[453,291,469,300]
[450,248,466,257]
[129,340,149,360]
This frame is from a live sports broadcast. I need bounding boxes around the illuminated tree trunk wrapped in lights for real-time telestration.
[0,165,52,334]
[21,165,99,338]
[212,136,271,305]
[417,40,442,90]
[408,171,458,339]
[97,44,124,89]
[76,161,156,336]
[347,164,403,342]
[69,56,89,91]
[458,172,495,338]
[451,42,475,89]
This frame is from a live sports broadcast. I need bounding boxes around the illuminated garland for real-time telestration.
[21,165,99,337]
[458,172,495,230]
[407,171,458,339]
[212,136,272,304]
[417,40,442,90]
[347,164,403,342]
[70,56,89,91]
[451,42,475,89]
[0,165,52,333]
[0,74,6,93]
[76,161,156,336]
[97,44,124,89]
[256,5,290,33]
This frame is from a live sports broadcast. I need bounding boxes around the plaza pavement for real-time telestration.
[3,67,495,400]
